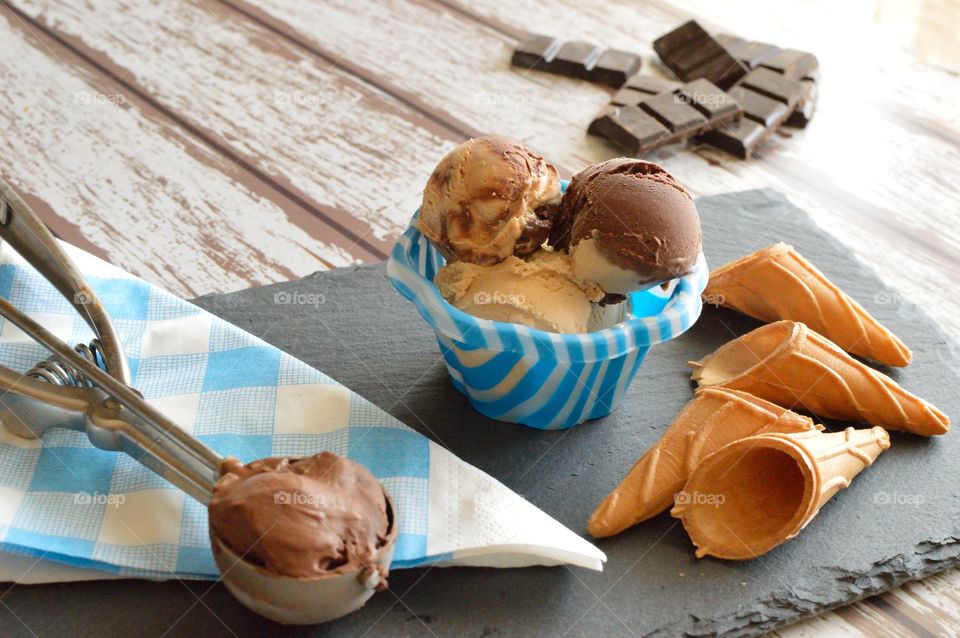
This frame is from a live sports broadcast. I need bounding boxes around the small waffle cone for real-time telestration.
[690,321,949,436]
[587,388,821,538]
[704,243,911,367]
[671,426,890,560]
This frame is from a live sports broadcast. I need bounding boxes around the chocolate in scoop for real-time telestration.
[208,452,390,579]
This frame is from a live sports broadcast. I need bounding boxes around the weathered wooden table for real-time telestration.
[1,0,958,635]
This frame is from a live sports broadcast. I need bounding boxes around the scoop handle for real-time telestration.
[0,295,221,502]
[0,180,129,383]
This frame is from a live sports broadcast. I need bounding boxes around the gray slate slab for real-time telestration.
[2,189,958,638]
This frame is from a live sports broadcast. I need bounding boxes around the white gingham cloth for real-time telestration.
[0,242,604,581]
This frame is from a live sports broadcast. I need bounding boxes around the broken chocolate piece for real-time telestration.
[511,34,641,87]
[717,33,820,128]
[590,79,741,156]
[653,21,748,89]
[699,69,801,158]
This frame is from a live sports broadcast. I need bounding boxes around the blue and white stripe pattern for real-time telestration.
[387,202,709,430]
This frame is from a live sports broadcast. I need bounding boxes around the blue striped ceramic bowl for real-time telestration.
[387,191,708,430]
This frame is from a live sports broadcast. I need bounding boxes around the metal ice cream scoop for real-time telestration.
[0,180,395,624]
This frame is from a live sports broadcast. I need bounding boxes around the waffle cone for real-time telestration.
[587,388,821,538]
[672,426,890,559]
[704,243,911,367]
[690,321,949,436]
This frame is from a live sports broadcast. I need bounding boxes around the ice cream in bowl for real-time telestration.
[388,137,708,430]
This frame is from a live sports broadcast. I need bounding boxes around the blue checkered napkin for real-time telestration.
[0,243,604,580]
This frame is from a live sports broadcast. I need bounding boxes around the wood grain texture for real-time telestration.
[453,4,960,636]
[233,0,960,349]
[238,0,960,635]
[455,0,960,343]
[12,0,462,252]
[1,0,958,634]
[0,5,364,298]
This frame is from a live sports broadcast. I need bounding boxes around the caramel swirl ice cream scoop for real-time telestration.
[418,136,562,265]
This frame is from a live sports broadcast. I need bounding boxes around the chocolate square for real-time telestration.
[785,79,819,127]
[591,49,643,86]
[511,34,560,68]
[653,20,747,88]
[611,87,648,107]
[727,41,782,68]
[675,79,741,123]
[700,119,767,159]
[551,41,602,79]
[639,93,708,137]
[741,68,804,107]
[728,86,788,128]
[624,74,682,95]
[760,49,820,81]
[588,105,669,156]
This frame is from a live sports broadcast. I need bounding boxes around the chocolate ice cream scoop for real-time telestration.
[553,158,702,293]
[418,136,562,265]
[209,452,390,579]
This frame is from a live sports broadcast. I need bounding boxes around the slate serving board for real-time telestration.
[3,189,958,638]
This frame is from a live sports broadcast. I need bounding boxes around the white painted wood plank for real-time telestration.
[14,0,457,245]
[0,9,355,297]
[225,0,960,635]
[243,0,960,345]
[457,2,960,635]
[457,0,960,342]
[243,0,618,168]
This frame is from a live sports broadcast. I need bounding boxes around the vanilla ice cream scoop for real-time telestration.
[419,136,562,265]
[434,250,608,334]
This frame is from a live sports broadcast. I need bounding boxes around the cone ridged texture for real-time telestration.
[587,388,821,538]
[671,426,890,560]
[704,243,911,367]
[690,321,949,436]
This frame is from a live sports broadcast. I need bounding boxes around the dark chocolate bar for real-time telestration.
[511,34,642,87]
[653,21,748,89]
[699,68,802,159]
[590,79,741,156]
[716,33,820,127]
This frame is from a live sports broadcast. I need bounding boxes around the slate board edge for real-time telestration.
[671,538,960,637]
[192,188,960,638]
